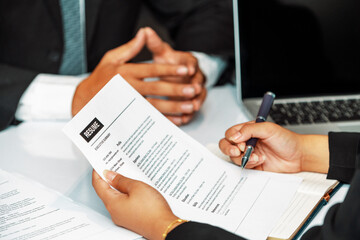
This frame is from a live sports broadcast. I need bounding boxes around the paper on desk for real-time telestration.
[63,74,302,240]
[0,169,139,240]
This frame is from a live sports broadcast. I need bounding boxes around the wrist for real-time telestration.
[151,215,187,240]
[300,135,329,173]
[146,214,176,240]
[71,81,85,116]
[162,218,188,240]
[71,78,95,116]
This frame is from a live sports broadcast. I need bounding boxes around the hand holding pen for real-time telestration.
[219,93,328,173]
[218,92,305,173]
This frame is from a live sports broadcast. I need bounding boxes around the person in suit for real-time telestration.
[0,0,234,131]
[92,122,360,239]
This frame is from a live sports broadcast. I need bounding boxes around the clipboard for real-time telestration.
[292,182,343,240]
[267,172,340,240]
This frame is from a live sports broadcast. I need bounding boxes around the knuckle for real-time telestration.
[146,97,155,105]
[170,102,183,113]
[104,50,113,58]
[101,51,113,64]
[176,85,186,96]
[188,54,198,67]
[147,83,160,94]
[153,64,161,75]
[187,52,196,60]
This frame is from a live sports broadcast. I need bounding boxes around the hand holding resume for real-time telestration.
[63,74,302,240]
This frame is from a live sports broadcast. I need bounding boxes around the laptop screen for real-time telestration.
[234,0,360,99]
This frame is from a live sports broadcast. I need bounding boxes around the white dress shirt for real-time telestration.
[15,53,227,121]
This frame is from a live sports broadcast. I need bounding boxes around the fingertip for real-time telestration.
[136,27,143,34]
[181,115,193,125]
[229,147,241,157]
[103,170,117,183]
[180,102,194,113]
[229,132,242,143]
[237,142,245,152]
[169,116,182,126]
[218,138,229,153]
[243,163,254,169]
[193,83,202,95]
[192,98,201,111]
[250,153,259,164]
[244,154,260,168]
[176,66,188,75]
[182,86,196,97]
[135,28,145,40]
[144,26,154,34]
[188,65,196,76]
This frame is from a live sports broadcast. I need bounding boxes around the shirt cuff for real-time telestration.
[191,51,227,88]
[15,74,85,121]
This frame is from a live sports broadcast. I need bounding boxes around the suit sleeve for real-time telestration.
[166,221,244,240]
[0,64,39,131]
[145,0,234,56]
[301,132,360,240]
[327,132,360,183]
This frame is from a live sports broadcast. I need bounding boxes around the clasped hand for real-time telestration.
[72,27,206,126]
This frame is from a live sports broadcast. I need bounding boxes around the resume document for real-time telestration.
[63,75,302,240]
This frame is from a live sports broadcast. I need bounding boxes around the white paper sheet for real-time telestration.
[63,74,302,240]
[0,169,139,240]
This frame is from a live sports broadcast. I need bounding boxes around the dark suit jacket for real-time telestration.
[0,0,234,131]
[167,132,360,240]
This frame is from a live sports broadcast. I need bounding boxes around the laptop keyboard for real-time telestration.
[270,99,360,125]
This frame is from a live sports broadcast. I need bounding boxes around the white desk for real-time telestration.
[0,84,348,238]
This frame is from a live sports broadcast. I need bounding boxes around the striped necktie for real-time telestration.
[59,0,87,75]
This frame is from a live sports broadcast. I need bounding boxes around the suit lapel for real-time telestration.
[85,0,102,47]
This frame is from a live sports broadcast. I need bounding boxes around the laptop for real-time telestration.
[233,0,360,134]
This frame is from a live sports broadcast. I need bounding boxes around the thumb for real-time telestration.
[108,28,146,64]
[144,27,168,56]
[103,170,135,194]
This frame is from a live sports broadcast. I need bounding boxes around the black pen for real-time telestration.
[241,92,276,169]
